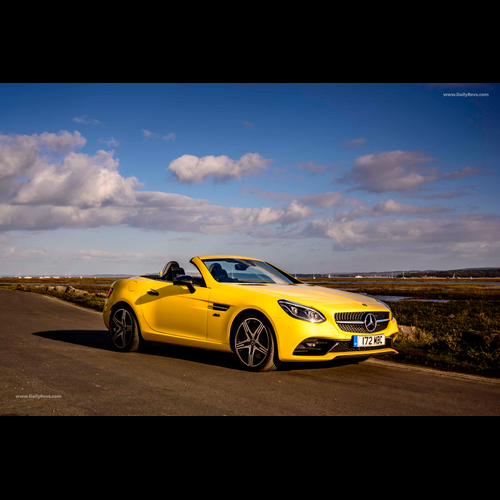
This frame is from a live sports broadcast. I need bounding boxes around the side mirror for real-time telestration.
[173,275,196,294]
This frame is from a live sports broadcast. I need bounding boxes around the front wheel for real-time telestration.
[109,305,142,352]
[232,312,281,372]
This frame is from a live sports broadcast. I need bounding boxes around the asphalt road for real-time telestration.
[1,289,500,416]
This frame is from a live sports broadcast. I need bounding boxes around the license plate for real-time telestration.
[353,334,385,348]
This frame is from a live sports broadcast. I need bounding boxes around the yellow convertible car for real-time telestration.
[103,255,398,371]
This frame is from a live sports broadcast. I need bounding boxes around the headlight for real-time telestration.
[278,300,326,323]
[375,298,392,320]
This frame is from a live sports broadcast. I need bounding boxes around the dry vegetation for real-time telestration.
[319,278,500,378]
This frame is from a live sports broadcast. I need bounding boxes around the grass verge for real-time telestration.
[6,284,107,312]
[378,299,500,378]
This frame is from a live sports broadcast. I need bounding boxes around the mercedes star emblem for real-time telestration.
[364,313,377,332]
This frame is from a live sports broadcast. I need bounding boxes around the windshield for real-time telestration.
[202,258,294,284]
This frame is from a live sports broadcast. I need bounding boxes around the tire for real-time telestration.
[109,305,142,352]
[232,311,281,372]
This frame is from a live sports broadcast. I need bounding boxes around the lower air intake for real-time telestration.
[293,337,393,356]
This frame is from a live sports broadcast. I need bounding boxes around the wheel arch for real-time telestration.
[110,299,135,315]
[109,300,143,334]
[229,307,278,351]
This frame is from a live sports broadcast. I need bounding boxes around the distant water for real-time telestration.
[305,280,500,286]
[370,294,451,303]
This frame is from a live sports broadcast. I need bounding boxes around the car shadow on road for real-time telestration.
[32,329,241,370]
[32,330,367,372]
[33,329,115,351]
[140,342,241,370]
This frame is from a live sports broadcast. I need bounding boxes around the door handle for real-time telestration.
[147,289,159,296]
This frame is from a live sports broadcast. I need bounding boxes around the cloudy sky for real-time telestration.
[1,83,498,275]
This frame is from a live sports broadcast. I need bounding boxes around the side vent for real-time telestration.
[212,303,230,312]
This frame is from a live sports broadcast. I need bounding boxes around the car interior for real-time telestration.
[141,261,205,286]
[208,262,232,281]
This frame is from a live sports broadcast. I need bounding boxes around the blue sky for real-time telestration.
[0,83,498,275]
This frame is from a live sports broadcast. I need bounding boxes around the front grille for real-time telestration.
[334,311,390,333]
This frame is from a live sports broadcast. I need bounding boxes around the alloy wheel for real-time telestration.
[110,308,134,349]
[235,317,271,369]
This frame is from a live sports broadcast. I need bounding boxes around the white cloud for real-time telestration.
[0,244,49,262]
[443,241,500,260]
[198,202,315,235]
[36,131,87,152]
[296,161,327,175]
[11,150,140,208]
[142,130,176,142]
[299,196,450,223]
[98,137,119,147]
[77,249,144,262]
[340,150,483,193]
[301,214,500,257]
[410,192,466,200]
[73,116,100,125]
[2,131,498,264]
[240,120,254,129]
[163,133,176,142]
[279,201,316,225]
[345,150,438,192]
[0,133,476,241]
[442,166,482,180]
[0,130,85,162]
[0,131,86,199]
[0,132,290,235]
[0,134,40,185]
[250,187,295,201]
[300,191,357,209]
[371,199,451,216]
[168,153,272,183]
[345,138,366,147]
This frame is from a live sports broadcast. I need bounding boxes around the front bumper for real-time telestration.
[271,314,399,362]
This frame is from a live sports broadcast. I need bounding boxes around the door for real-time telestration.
[139,282,211,340]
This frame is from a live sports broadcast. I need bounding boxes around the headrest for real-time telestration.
[212,267,228,279]
[171,267,185,279]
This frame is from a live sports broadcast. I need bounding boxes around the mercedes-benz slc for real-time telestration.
[103,255,398,371]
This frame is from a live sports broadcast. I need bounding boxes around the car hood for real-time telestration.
[230,283,385,311]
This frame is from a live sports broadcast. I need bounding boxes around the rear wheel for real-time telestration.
[232,312,280,372]
[109,305,142,352]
